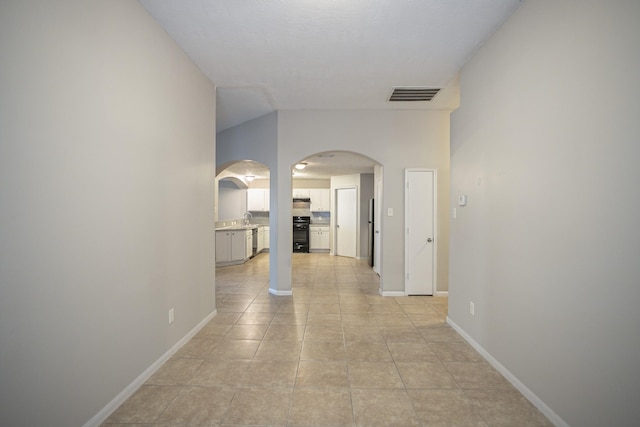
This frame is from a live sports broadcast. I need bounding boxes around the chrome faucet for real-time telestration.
[243,211,252,225]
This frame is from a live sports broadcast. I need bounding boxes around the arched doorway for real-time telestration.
[289,151,382,287]
[215,159,270,279]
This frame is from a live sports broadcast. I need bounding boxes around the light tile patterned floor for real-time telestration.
[103,253,552,426]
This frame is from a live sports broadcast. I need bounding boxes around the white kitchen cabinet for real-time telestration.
[292,188,310,199]
[257,227,264,252]
[246,229,253,259]
[310,226,330,251]
[247,188,270,211]
[263,226,270,250]
[309,189,331,212]
[216,230,247,264]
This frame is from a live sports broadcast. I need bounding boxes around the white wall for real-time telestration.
[0,1,216,426]
[449,1,640,426]
[279,110,450,293]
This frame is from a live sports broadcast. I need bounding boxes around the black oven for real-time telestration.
[293,216,310,253]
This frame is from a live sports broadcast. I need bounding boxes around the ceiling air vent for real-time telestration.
[388,87,441,102]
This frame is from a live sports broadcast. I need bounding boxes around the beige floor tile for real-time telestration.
[241,360,299,387]
[300,341,346,361]
[171,337,220,358]
[254,340,303,360]
[270,311,308,325]
[419,324,464,342]
[194,323,232,339]
[386,340,439,362]
[445,361,514,390]
[345,341,393,361]
[245,302,281,313]
[348,361,404,389]
[296,360,349,388]
[155,385,234,425]
[304,324,344,341]
[221,387,292,425]
[396,361,459,389]
[209,339,260,359]
[351,389,420,427]
[235,311,275,325]
[189,359,250,386]
[145,358,204,385]
[289,388,355,426]
[465,389,554,426]
[263,324,306,341]
[224,323,269,340]
[408,389,487,426]
[341,313,377,326]
[430,340,484,362]
[104,385,181,424]
[380,325,424,342]
[343,326,385,343]
[306,312,342,325]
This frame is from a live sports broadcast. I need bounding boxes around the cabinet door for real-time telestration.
[247,189,268,211]
[230,231,246,261]
[310,189,330,211]
[293,188,310,199]
[216,231,231,262]
[309,228,321,250]
[319,227,330,249]
[257,227,264,252]
[246,230,252,258]
[263,226,270,249]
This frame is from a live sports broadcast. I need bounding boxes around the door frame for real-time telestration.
[404,168,437,295]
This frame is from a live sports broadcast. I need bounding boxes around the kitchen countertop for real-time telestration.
[215,224,261,231]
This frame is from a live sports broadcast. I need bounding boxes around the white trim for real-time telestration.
[404,168,437,296]
[269,288,293,296]
[380,290,406,297]
[435,290,449,297]
[446,317,569,427]
[83,309,218,427]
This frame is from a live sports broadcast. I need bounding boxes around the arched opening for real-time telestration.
[289,150,383,293]
[215,160,271,295]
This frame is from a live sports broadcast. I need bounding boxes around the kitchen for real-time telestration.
[214,154,376,267]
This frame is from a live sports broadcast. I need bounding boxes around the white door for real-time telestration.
[374,177,382,275]
[335,187,357,258]
[405,169,436,295]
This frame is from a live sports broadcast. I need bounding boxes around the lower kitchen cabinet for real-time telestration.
[263,226,270,250]
[216,230,247,265]
[310,226,330,252]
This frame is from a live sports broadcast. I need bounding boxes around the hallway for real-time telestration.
[103,253,551,426]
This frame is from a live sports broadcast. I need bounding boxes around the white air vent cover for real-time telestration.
[388,87,441,102]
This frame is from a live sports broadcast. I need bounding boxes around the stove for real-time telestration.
[292,216,311,253]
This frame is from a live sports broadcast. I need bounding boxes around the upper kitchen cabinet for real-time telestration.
[247,188,270,211]
[292,188,310,199]
[310,189,331,212]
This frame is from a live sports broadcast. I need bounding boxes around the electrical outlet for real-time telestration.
[169,308,174,324]
[469,302,474,316]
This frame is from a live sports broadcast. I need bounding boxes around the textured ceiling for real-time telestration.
[139,0,523,131]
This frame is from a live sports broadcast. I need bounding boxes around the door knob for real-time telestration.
[427,238,433,242]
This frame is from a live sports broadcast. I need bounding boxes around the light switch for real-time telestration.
[452,208,457,219]
[387,208,393,217]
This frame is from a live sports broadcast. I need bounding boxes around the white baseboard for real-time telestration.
[269,288,293,296]
[446,317,568,427]
[380,290,406,297]
[435,290,449,297]
[83,309,218,427]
